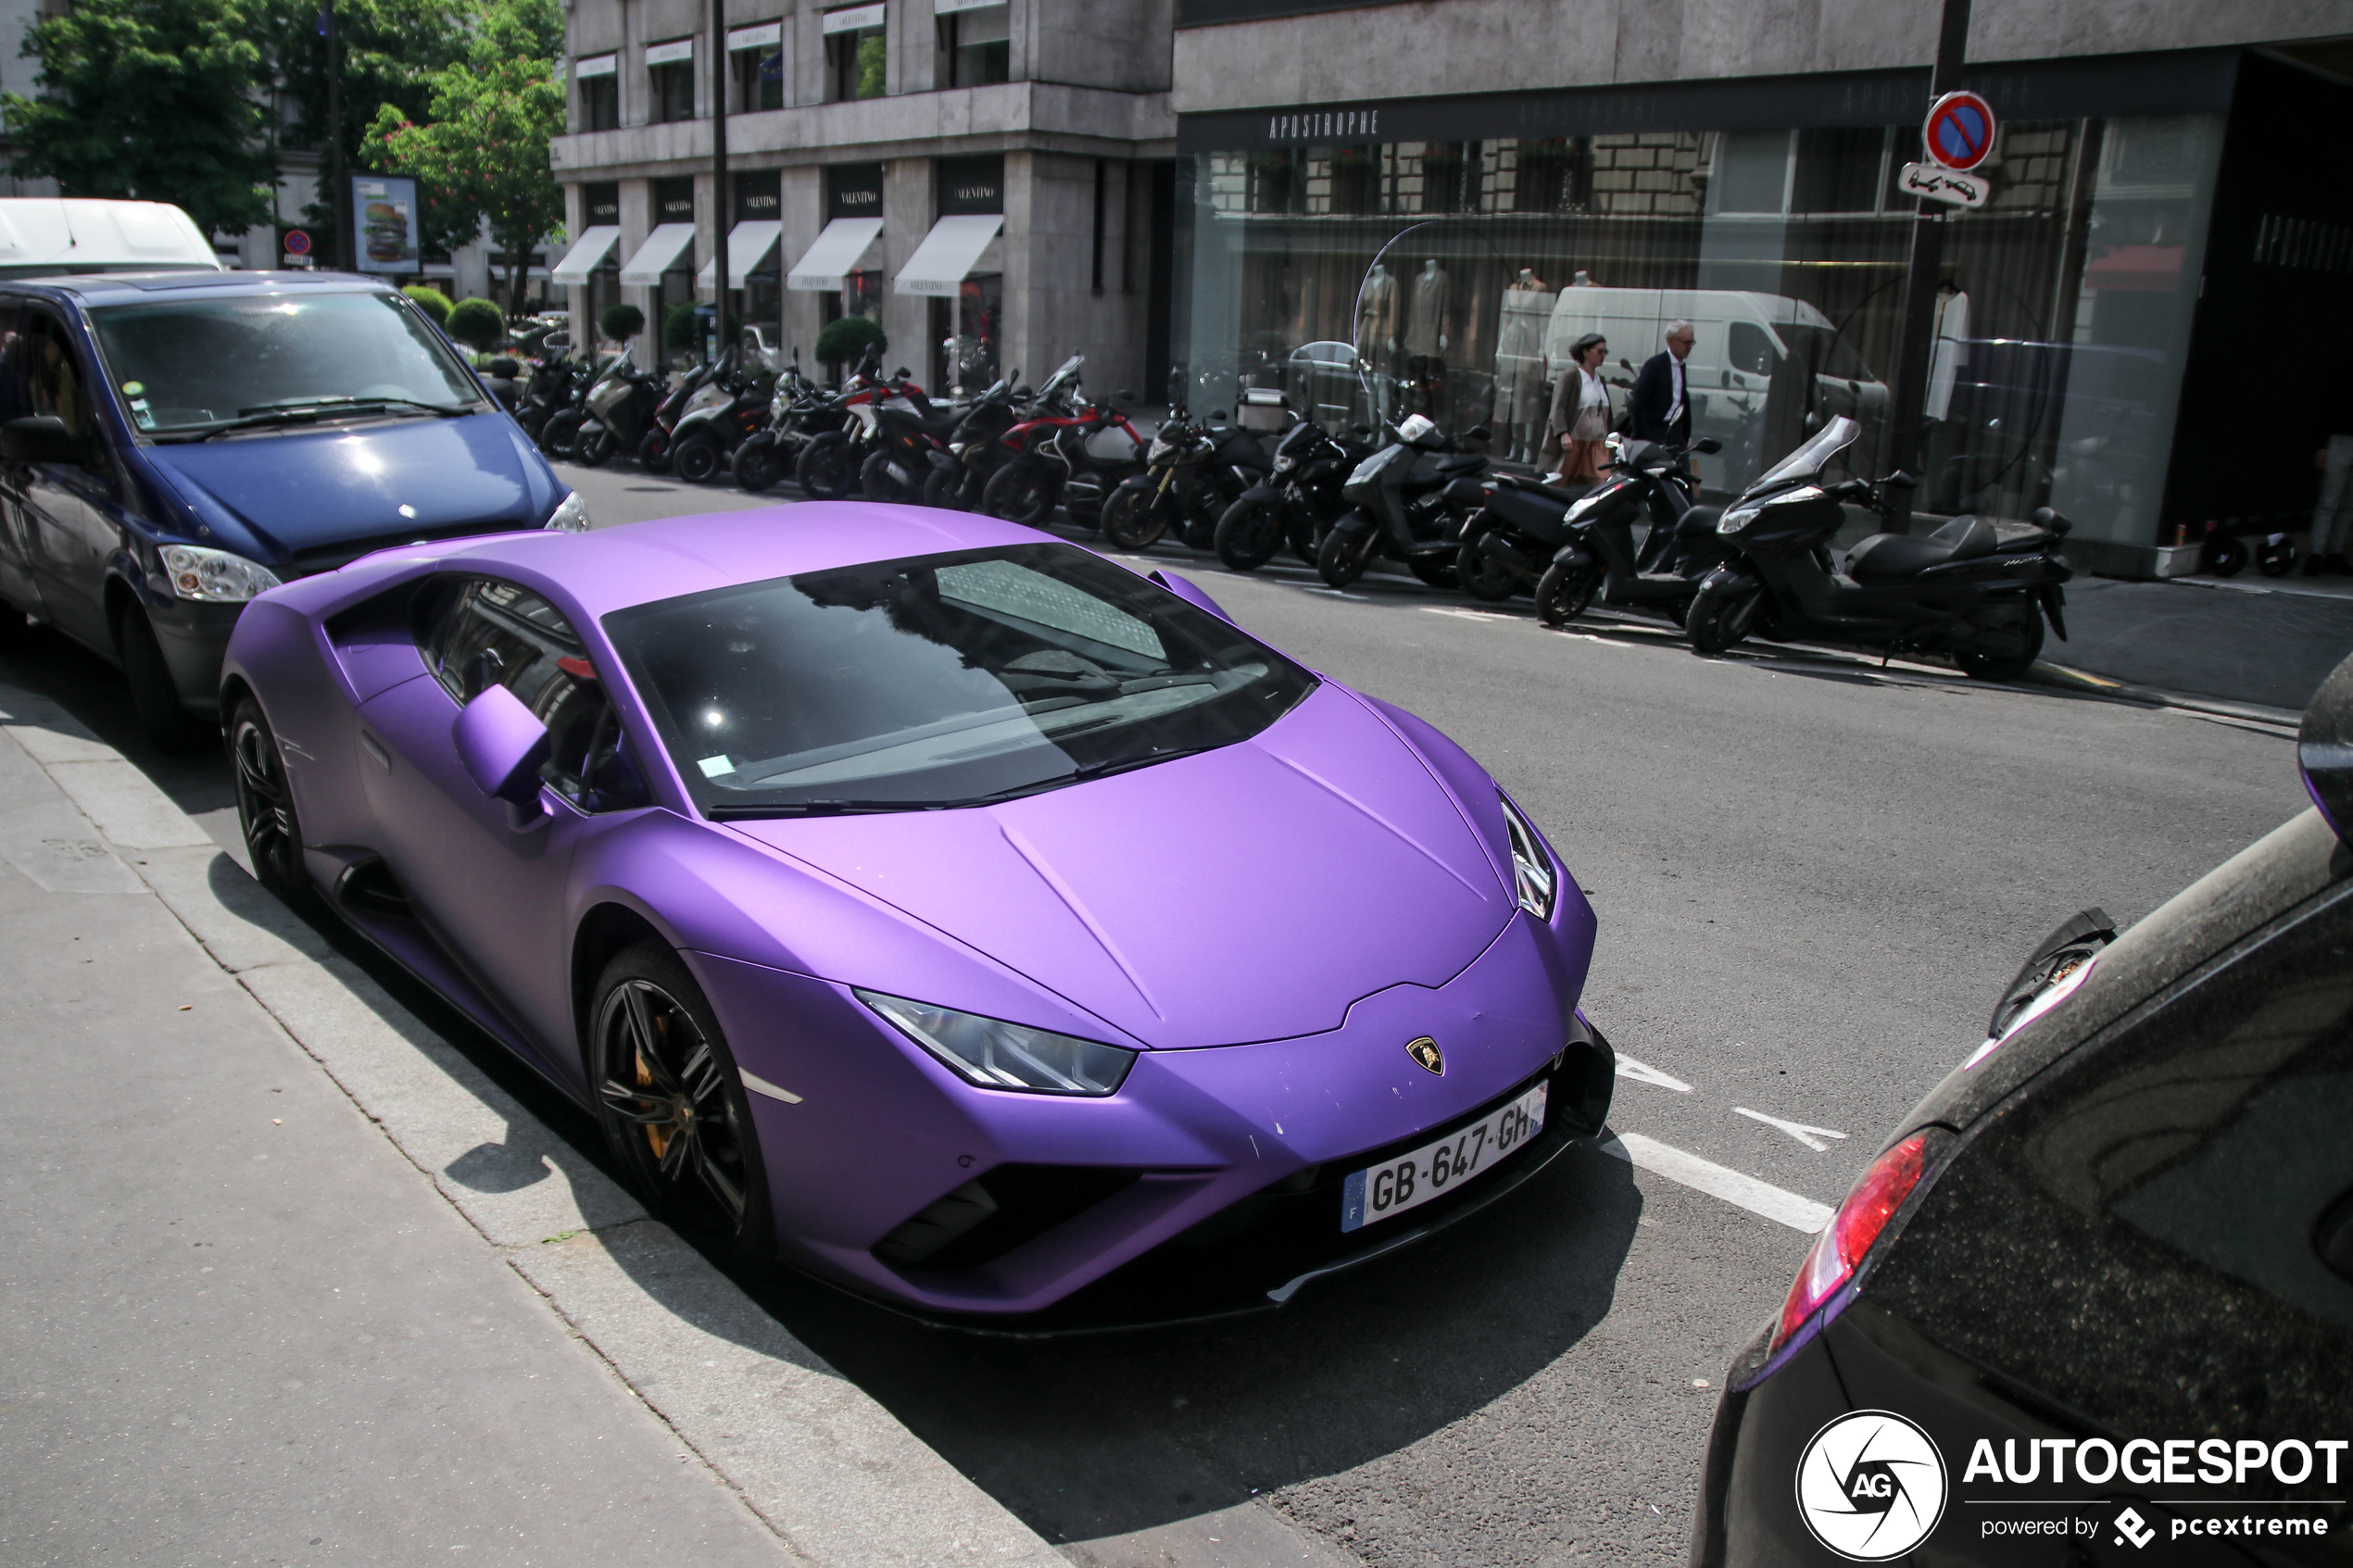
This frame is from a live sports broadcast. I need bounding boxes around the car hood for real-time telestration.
[141,412,556,568]
[724,684,1515,1050]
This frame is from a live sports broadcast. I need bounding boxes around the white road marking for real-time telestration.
[1560,633,1634,649]
[1600,1132,1833,1234]
[1614,1054,1693,1093]
[1421,607,1512,622]
[1733,1106,1850,1153]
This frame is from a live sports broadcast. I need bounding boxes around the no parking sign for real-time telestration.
[1923,91,1996,171]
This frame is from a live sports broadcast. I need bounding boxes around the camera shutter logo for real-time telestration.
[1794,1411,1949,1561]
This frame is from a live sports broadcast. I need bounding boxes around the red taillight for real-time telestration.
[1772,1132,1931,1350]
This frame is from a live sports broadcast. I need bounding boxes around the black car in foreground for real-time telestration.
[1692,659,2353,1565]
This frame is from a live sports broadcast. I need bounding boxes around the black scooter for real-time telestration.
[1682,414,2072,682]
[1315,415,1491,589]
[1214,419,1377,571]
[1488,434,1727,622]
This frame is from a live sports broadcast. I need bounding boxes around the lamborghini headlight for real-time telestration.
[857,990,1136,1096]
[1497,790,1558,922]
[158,544,282,603]
[547,491,591,533]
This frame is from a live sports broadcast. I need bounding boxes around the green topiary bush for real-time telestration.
[599,302,646,343]
[814,313,886,374]
[662,301,701,353]
[402,285,453,328]
[447,296,507,353]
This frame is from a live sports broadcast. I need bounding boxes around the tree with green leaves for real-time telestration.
[2,0,277,239]
[362,0,564,314]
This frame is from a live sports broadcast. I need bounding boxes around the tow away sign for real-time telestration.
[1898,161,1989,208]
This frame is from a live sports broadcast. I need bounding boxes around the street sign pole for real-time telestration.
[711,0,732,358]
[1885,0,1973,533]
[326,0,348,271]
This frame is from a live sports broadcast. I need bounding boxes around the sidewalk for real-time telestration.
[0,680,1064,1568]
[2050,571,2353,714]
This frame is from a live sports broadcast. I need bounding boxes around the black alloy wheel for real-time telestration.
[980,459,1059,527]
[120,607,207,751]
[671,436,723,485]
[591,943,772,1259]
[1101,484,1167,551]
[1685,580,1764,656]
[1456,536,1521,602]
[1954,605,2046,683]
[1315,526,1377,588]
[730,436,784,494]
[229,696,313,910]
[794,432,861,500]
[1214,495,1283,571]
[1533,560,1602,627]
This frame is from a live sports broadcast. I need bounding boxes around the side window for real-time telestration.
[421,576,648,811]
[1727,320,1775,378]
[0,300,27,424]
[26,311,95,441]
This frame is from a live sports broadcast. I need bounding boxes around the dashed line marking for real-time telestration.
[1601,1132,1833,1234]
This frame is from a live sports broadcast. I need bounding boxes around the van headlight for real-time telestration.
[158,544,282,602]
[857,990,1136,1096]
[1496,790,1558,922]
[547,491,591,533]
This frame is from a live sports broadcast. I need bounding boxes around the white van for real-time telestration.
[1542,286,1886,489]
[0,199,224,280]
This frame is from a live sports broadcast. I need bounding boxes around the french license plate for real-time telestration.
[1340,1083,1547,1234]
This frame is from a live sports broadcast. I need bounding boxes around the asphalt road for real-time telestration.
[0,474,2307,1568]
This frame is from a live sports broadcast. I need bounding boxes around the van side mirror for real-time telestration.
[1,415,92,467]
[1620,358,1634,372]
[452,684,551,828]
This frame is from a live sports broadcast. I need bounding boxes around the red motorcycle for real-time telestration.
[791,353,906,499]
[977,356,1145,529]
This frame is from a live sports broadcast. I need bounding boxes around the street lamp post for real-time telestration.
[711,0,732,357]
[1884,0,1972,533]
[325,0,348,271]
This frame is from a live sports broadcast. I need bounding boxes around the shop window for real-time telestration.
[1246,151,1302,215]
[733,47,784,112]
[1793,126,1888,214]
[1420,142,1478,214]
[1512,138,1590,213]
[1328,145,1380,215]
[578,73,619,132]
[828,19,887,101]
[1712,130,1791,214]
[650,55,696,122]
[939,3,1009,88]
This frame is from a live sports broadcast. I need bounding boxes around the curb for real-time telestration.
[0,679,1065,1568]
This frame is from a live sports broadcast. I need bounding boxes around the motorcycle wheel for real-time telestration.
[1406,554,1459,589]
[1456,538,1520,602]
[672,437,723,485]
[1953,607,2046,683]
[795,433,861,500]
[1685,581,1765,656]
[730,437,784,494]
[1288,514,1323,565]
[922,463,970,510]
[573,424,613,469]
[1101,486,1167,551]
[1214,495,1285,571]
[1178,495,1222,551]
[980,460,1058,527]
[860,448,923,505]
[1534,560,1603,627]
[637,431,672,474]
[1315,527,1377,589]
[539,410,583,460]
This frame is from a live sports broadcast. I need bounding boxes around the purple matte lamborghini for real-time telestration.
[220,505,1612,1324]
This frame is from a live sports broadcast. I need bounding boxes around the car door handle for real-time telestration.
[359,731,392,772]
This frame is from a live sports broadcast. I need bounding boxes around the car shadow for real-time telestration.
[724,1141,1642,1545]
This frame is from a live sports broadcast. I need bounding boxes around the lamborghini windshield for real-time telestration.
[604,542,1316,816]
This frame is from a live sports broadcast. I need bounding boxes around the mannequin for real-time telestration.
[1356,262,1399,424]
[1405,258,1450,417]
[1494,266,1551,464]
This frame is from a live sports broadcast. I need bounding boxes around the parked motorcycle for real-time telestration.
[1681,414,2073,682]
[857,370,968,504]
[979,358,1147,529]
[479,356,523,413]
[729,354,837,494]
[636,353,734,474]
[1314,415,1491,589]
[1214,418,1378,571]
[535,352,610,461]
[668,348,774,484]
[512,337,577,445]
[916,373,1030,509]
[1478,433,1725,620]
[791,351,899,499]
[573,354,667,469]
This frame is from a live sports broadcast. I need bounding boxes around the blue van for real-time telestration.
[0,265,582,745]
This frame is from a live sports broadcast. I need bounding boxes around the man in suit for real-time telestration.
[1627,320,1696,445]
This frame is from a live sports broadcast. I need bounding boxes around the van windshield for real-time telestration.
[85,290,483,437]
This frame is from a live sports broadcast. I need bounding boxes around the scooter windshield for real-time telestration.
[1747,415,1858,494]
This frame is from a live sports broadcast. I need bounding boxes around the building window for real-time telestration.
[733,45,784,112]
[938,2,1008,88]
[648,44,696,123]
[575,58,620,131]
[825,6,886,101]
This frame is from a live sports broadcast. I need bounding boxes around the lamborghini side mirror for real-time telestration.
[452,685,551,828]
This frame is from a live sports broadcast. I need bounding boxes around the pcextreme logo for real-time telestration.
[1794,1411,1950,1561]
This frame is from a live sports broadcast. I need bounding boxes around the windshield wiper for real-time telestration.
[965,742,1229,806]
[706,798,923,819]
[175,396,473,441]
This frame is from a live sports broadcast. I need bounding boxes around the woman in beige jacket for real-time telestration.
[1543,332,1612,483]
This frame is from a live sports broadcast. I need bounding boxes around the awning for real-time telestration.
[697,220,784,290]
[785,216,884,291]
[549,225,622,284]
[893,214,1002,297]
[618,222,696,284]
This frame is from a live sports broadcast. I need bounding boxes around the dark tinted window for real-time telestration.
[1870,884,2353,1438]
[420,577,647,812]
[604,542,1315,817]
